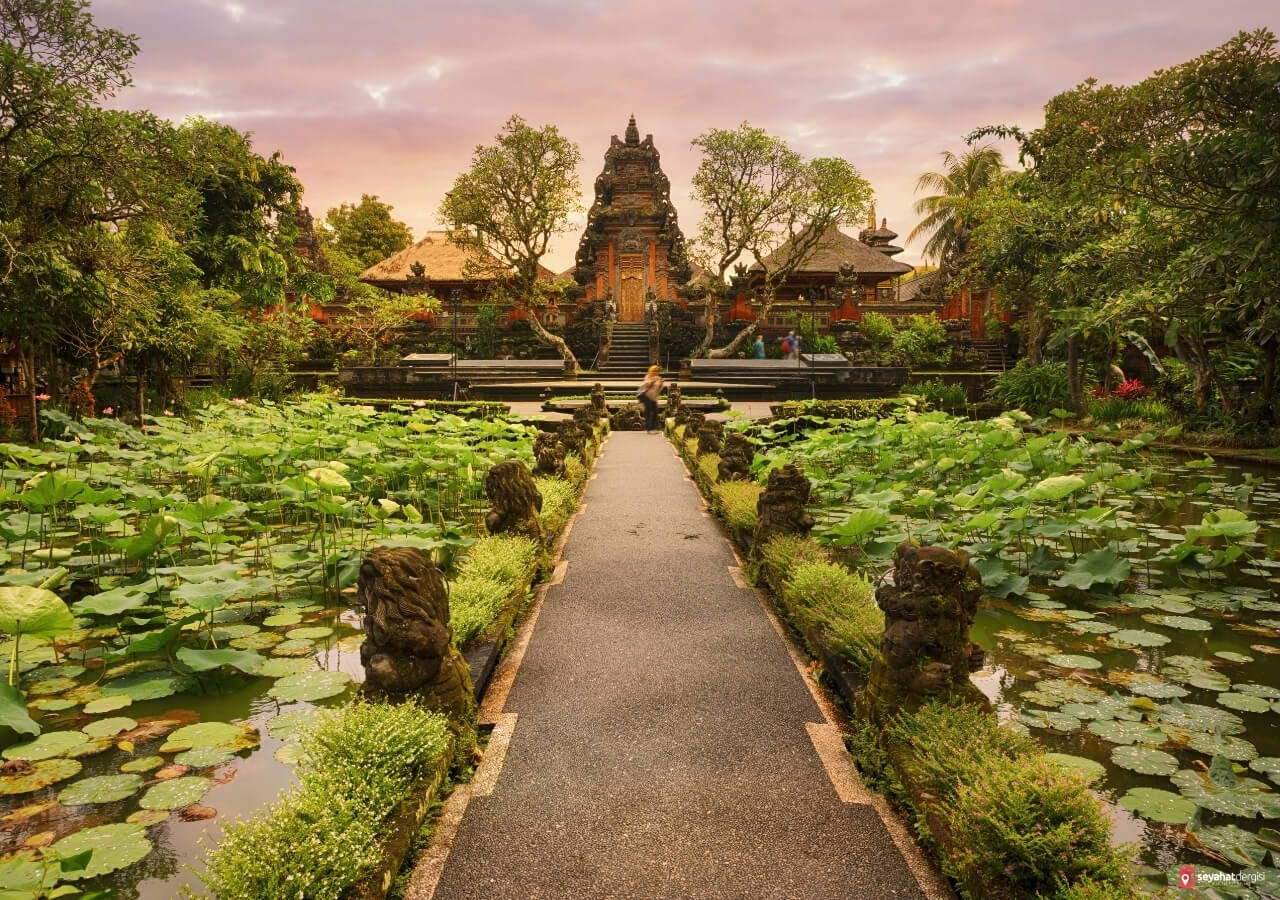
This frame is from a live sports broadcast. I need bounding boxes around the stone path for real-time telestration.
[411,431,944,899]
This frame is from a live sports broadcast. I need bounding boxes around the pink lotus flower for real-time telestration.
[413,400,427,408]
[101,407,113,416]
[231,398,247,408]
[162,409,174,417]
[35,393,51,402]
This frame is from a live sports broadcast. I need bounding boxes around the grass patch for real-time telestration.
[448,576,510,647]
[447,535,540,648]
[783,561,882,673]
[535,476,577,533]
[194,699,451,900]
[711,480,762,531]
[697,453,721,484]
[758,534,829,582]
[455,534,538,585]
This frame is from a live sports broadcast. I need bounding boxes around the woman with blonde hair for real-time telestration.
[637,365,664,432]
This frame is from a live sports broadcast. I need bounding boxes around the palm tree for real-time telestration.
[908,145,1005,265]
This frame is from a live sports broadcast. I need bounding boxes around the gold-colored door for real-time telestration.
[618,255,645,322]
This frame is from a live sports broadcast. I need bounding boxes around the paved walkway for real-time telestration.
[414,431,939,899]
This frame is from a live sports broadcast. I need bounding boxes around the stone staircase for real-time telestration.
[969,339,1009,371]
[597,323,652,379]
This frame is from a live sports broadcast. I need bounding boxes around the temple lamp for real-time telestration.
[449,288,463,401]
[807,287,819,398]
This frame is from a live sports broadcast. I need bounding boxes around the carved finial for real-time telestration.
[868,203,877,232]
[881,217,888,230]
[625,115,639,145]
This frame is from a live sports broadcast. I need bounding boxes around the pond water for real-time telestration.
[969,454,1280,893]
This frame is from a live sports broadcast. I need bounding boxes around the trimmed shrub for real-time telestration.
[758,534,829,581]
[534,476,577,533]
[861,311,896,350]
[907,377,967,410]
[887,700,1034,801]
[944,753,1131,899]
[784,561,882,672]
[195,700,451,900]
[449,576,510,647]
[563,454,586,487]
[712,480,763,531]
[697,453,720,484]
[455,534,538,586]
[892,315,952,368]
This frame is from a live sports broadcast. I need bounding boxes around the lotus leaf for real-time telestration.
[1154,597,1197,614]
[1189,671,1234,691]
[274,743,303,765]
[1171,760,1280,818]
[25,676,77,696]
[0,758,81,795]
[1243,599,1280,613]
[0,586,74,638]
[101,672,195,702]
[1237,684,1280,699]
[57,773,144,805]
[1157,702,1246,736]
[1188,824,1268,866]
[1218,693,1272,714]
[262,612,301,627]
[1214,651,1255,664]
[231,632,283,650]
[1032,679,1106,704]
[254,657,315,678]
[265,708,320,741]
[49,822,152,879]
[271,638,315,657]
[1118,787,1197,824]
[82,695,131,714]
[127,809,168,826]
[1028,475,1087,501]
[1250,758,1280,785]
[0,683,40,737]
[1051,549,1131,590]
[1088,720,1167,745]
[210,623,260,642]
[1067,620,1117,634]
[285,626,333,641]
[138,775,212,810]
[1020,709,1081,732]
[1131,682,1189,700]
[1187,732,1258,761]
[1111,745,1179,776]
[30,697,74,712]
[1043,753,1105,782]
[120,755,165,773]
[159,721,257,754]
[72,587,151,617]
[1142,613,1213,631]
[3,730,89,761]
[1107,629,1171,648]
[176,647,263,673]
[25,664,85,682]
[268,670,352,703]
[1047,653,1102,670]
[82,717,137,739]
[174,745,237,767]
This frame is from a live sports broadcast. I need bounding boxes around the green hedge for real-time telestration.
[194,700,451,900]
[783,561,882,673]
[449,534,539,648]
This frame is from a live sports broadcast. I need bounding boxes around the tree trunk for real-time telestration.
[1067,334,1082,412]
[1173,334,1213,407]
[708,319,758,359]
[18,346,37,444]
[135,362,146,432]
[1262,339,1277,424]
[693,289,721,359]
[525,310,577,373]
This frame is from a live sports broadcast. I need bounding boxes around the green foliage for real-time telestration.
[322,195,413,270]
[534,477,577,534]
[909,145,1006,265]
[562,454,586,487]
[196,699,451,900]
[783,561,881,672]
[891,315,952,368]
[907,378,967,410]
[697,453,720,484]
[944,753,1131,899]
[711,480,762,531]
[888,701,1035,801]
[758,534,829,582]
[454,535,538,587]
[859,312,896,351]
[988,360,1071,415]
[772,398,902,419]
[448,577,509,648]
[1086,397,1174,425]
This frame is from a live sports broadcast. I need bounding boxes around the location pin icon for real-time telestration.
[1178,865,1196,888]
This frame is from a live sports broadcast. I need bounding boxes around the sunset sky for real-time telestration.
[95,0,1277,274]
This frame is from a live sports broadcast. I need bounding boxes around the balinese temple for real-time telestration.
[744,206,914,332]
[572,115,691,320]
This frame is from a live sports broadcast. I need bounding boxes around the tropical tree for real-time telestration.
[688,123,872,357]
[438,115,583,370]
[907,145,1005,266]
[322,195,413,270]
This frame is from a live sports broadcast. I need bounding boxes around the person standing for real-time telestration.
[752,335,765,359]
[638,365,664,432]
[791,331,802,360]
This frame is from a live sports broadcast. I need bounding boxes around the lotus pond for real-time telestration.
[744,410,1280,894]
[0,398,538,898]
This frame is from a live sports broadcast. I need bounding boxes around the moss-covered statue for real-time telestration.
[856,542,988,727]
[484,460,544,544]
[358,546,476,725]
[753,463,815,549]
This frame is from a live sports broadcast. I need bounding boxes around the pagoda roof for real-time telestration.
[898,270,946,302]
[360,232,558,286]
[754,225,914,277]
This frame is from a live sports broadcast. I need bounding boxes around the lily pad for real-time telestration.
[1088,720,1168,745]
[0,758,82,795]
[159,721,257,754]
[1187,732,1258,761]
[285,625,333,641]
[1142,614,1213,631]
[1118,787,1197,825]
[101,672,195,702]
[268,670,352,703]
[120,755,165,773]
[57,773,144,805]
[1020,709,1081,732]
[1236,683,1280,699]
[1047,653,1102,670]
[1067,620,1117,634]
[49,822,152,879]
[271,638,315,657]
[1111,745,1179,776]
[1249,758,1280,785]
[176,646,263,674]
[1188,824,1268,866]
[262,612,302,627]
[1107,629,1171,648]
[1131,681,1190,700]
[1171,756,1280,818]
[209,623,261,642]
[26,676,77,696]
[2,730,89,761]
[138,775,212,810]
[1214,651,1255,664]
[253,657,316,678]
[30,698,76,712]
[231,633,283,650]
[1043,753,1106,783]
[174,745,237,768]
[127,808,169,826]
[266,708,321,741]
[1157,702,1246,736]
[1218,693,1272,714]
[82,695,132,714]
[82,716,137,740]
